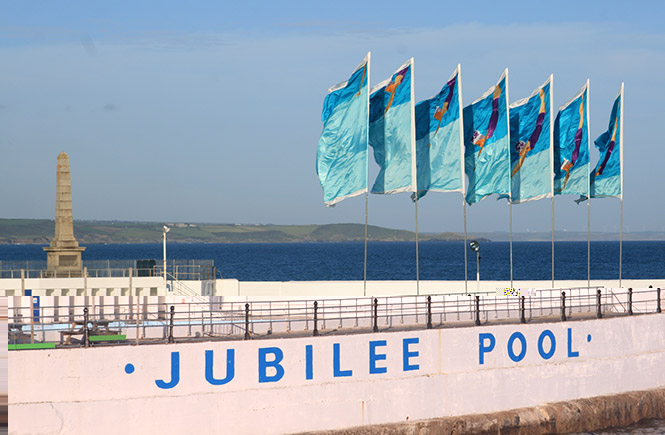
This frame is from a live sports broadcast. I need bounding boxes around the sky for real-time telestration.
[1,0,664,234]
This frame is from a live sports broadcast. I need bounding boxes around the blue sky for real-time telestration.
[1,1,664,233]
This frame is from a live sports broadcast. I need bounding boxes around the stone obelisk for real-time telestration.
[43,151,85,275]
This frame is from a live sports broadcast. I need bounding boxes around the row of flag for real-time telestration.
[316,53,624,207]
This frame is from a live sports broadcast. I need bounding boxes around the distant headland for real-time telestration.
[1,218,663,244]
[0,219,475,244]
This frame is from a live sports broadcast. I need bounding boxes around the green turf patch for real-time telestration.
[89,335,126,341]
[9,342,57,350]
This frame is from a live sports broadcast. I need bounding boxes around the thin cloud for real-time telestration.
[103,104,118,111]
[80,34,97,56]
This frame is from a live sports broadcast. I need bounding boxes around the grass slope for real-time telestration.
[0,219,467,244]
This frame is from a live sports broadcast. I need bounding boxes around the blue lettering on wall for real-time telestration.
[507,332,527,362]
[258,347,285,383]
[333,343,353,377]
[205,349,235,385]
[369,340,387,374]
[306,345,313,380]
[567,328,579,357]
[537,330,556,360]
[402,337,420,371]
[155,352,180,389]
[479,333,496,365]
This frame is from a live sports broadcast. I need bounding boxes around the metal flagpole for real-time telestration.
[509,201,513,289]
[551,197,555,288]
[457,64,468,295]
[619,82,624,288]
[505,68,513,291]
[415,197,420,296]
[463,199,469,294]
[363,52,371,298]
[619,198,623,288]
[587,199,591,289]
[549,74,555,289]
[409,58,418,296]
[364,192,368,297]
[586,78,591,290]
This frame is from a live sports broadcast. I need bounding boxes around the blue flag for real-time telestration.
[316,53,370,206]
[590,84,623,199]
[463,69,511,204]
[554,80,590,197]
[508,75,553,203]
[369,58,416,194]
[412,65,464,201]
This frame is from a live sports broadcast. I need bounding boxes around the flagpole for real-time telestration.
[587,200,591,289]
[505,68,513,291]
[549,74,555,289]
[619,198,623,288]
[463,199,469,294]
[364,52,371,297]
[415,197,420,296]
[364,191,368,296]
[586,78,591,290]
[619,83,624,288]
[456,64,468,295]
[509,201,513,289]
[551,197,555,288]
[408,57,419,296]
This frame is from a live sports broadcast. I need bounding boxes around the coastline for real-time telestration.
[1,219,664,244]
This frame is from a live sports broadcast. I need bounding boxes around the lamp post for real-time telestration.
[162,226,170,282]
[469,240,480,293]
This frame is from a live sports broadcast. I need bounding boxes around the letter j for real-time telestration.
[155,351,180,389]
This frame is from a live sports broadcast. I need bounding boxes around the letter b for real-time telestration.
[259,347,285,383]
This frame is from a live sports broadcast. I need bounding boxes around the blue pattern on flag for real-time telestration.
[463,72,511,204]
[413,67,463,200]
[554,83,589,197]
[369,60,415,194]
[509,79,552,203]
[591,88,622,198]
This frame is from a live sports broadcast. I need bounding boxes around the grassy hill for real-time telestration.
[0,219,469,244]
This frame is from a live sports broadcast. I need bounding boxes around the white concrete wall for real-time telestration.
[0,276,166,296]
[217,278,665,298]
[9,313,665,435]
[3,277,663,298]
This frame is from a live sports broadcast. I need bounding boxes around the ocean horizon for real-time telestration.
[1,240,663,282]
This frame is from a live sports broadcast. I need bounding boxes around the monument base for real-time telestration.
[43,246,86,277]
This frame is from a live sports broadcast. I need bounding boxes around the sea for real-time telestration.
[0,240,663,282]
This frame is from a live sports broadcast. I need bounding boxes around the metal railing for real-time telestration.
[8,287,663,349]
[0,259,216,280]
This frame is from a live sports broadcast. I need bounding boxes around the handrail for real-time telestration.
[610,290,627,312]
[8,288,663,349]
[165,272,202,297]
[0,261,215,280]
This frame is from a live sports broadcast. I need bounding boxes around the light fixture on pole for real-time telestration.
[162,226,170,282]
[469,240,480,294]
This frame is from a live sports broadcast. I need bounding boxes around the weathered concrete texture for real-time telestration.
[300,388,665,435]
[0,395,6,425]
